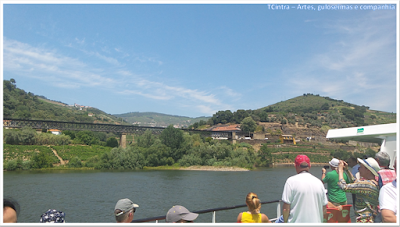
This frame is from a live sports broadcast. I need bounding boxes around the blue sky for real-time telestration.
[2,2,398,118]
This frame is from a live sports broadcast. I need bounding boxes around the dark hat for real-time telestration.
[40,209,65,223]
[3,197,20,217]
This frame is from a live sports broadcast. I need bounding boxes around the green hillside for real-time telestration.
[3,79,127,125]
[260,94,396,126]
[204,93,395,130]
[114,112,210,128]
[3,79,395,129]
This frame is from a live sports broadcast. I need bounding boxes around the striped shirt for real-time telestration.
[376,168,396,188]
[338,169,379,223]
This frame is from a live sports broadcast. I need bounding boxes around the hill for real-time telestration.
[114,112,210,128]
[3,79,128,125]
[3,79,395,131]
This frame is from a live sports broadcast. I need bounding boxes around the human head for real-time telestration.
[294,155,311,173]
[165,205,198,223]
[245,192,261,213]
[329,158,339,169]
[357,157,380,178]
[3,197,19,223]
[375,151,391,168]
[39,209,65,223]
[114,198,139,223]
[346,156,357,167]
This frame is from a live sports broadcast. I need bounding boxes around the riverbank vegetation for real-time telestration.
[3,125,376,171]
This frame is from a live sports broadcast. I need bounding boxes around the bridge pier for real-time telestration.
[120,133,127,148]
[232,132,236,145]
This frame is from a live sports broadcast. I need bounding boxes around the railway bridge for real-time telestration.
[3,118,223,148]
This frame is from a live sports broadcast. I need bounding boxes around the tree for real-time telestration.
[159,125,184,161]
[233,109,249,124]
[256,144,273,167]
[240,117,256,134]
[321,103,329,110]
[106,137,119,147]
[136,130,155,148]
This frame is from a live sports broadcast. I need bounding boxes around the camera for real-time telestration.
[323,165,330,169]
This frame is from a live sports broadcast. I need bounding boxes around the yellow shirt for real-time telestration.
[241,212,262,223]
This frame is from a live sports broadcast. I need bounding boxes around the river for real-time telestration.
[3,166,355,223]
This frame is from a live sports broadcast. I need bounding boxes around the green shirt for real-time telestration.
[323,170,349,203]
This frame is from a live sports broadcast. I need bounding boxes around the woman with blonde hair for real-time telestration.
[236,192,271,223]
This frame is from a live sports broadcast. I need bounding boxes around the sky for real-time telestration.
[2,1,398,118]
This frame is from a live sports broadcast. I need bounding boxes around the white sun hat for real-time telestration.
[357,157,380,177]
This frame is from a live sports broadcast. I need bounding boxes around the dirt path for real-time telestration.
[48,146,66,165]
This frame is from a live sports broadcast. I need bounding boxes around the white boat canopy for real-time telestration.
[326,123,397,168]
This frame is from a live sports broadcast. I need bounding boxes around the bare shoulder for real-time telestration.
[236,212,243,222]
[261,213,271,223]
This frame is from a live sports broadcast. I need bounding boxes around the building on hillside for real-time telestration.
[88,113,94,117]
[279,134,296,145]
[211,124,241,140]
[48,129,62,135]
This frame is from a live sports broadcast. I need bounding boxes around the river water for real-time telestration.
[3,166,355,223]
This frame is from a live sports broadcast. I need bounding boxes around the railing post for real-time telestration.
[276,200,281,218]
[212,211,216,223]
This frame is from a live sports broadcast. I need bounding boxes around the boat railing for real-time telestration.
[131,199,282,223]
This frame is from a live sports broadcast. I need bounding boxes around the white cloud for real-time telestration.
[3,37,236,116]
[284,11,396,112]
[3,38,117,89]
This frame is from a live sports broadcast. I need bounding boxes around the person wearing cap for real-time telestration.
[379,159,397,223]
[321,158,350,209]
[337,157,380,223]
[165,205,198,223]
[281,155,328,223]
[3,197,20,223]
[114,198,139,223]
[39,209,65,223]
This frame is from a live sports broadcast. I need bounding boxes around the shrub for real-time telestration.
[106,137,119,147]
[5,159,18,171]
[68,156,82,168]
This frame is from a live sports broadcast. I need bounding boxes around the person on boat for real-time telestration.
[39,209,65,223]
[3,197,20,223]
[375,151,396,188]
[165,205,198,223]
[346,155,364,211]
[321,158,350,210]
[374,151,396,222]
[379,158,397,223]
[236,192,271,223]
[114,198,139,223]
[281,155,328,223]
[337,158,380,223]
[346,156,360,180]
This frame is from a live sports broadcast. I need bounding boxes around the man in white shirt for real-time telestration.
[379,159,397,223]
[281,155,328,223]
